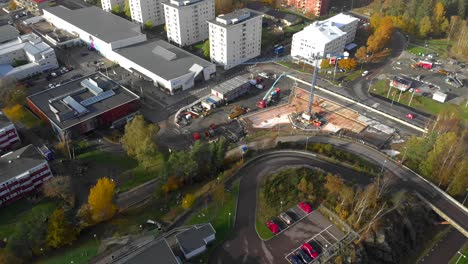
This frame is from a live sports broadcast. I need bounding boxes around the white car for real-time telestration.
[258,72,269,79]
[362,70,369,77]
[279,212,292,225]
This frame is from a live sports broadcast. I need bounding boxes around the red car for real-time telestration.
[266,221,280,234]
[406,113,415,119]
[301,243,319,259]
[298,202,312,214]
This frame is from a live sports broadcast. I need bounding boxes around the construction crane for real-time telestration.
[257,73,287,108]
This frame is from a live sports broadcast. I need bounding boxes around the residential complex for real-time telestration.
[290,13,358,65]
[286,0,329,16]
[101,0,124,12]
[42,6,215,93]
[0,145,53,206]
[0,113,20,153]
[208,9,262,70]
[0,33,58,80]
[0,25,20,44]
[27,72,141,139]
[130,0,168,26]
[15,0,55,15]
[163,0,215,47]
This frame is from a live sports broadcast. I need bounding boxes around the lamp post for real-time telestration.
[228,212,231,228]
[455,251,467,264]
[280,201,284,211]
[462,189,468,206]
[305,136,309,151]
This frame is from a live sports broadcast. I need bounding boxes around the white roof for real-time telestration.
[296,22,345,43]
[322,13,359,28]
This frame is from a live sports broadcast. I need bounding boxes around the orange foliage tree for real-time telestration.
[88,177,117,223]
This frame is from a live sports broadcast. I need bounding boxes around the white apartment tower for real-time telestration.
[290,13,359,65]
[163,0,215,47]
[101,0,125,12]
[130,0,168,26]
[208,9,262,70]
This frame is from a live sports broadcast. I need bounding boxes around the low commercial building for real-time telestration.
[287,0,329,16]
[390,76,413,91]
[15,0,55,15]
[176,223,216,259]
[211,75,250,102]
[208,9,263,70]
[0,113,20,153]
[0,25,20,44]
[30,20,80,48]
[0,33,59,80]
[26,72,140,139]
[130,0,168,26]
[163,0,215,47]
[120,239,182,264]
[42,6,215,93]
[291,13,358,65]
[0,144,53,207]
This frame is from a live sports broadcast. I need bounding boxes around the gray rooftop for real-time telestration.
[27,72,139,130]
[212,76,249,95]
[115,39,214,80]
[0,25,20,43]
[164,0,205,8]
[124,239,179,264]
[176,224,215,253]
[44,6,145,43]
[209,8,262,28]
[0,112,13,128]
[0,145,45,183]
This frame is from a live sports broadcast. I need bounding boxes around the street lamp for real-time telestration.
[305,136,309,151]
[228,212,232,228]
[381,160,387,174]
[455,251,467,264]
[280,201,284,211]
[462,189,468,206]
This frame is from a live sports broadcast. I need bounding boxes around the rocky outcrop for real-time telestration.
[344,195,438,264]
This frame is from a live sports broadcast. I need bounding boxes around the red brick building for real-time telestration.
[287,0,329,16]
[0,145,52,206]
[0,113,20,153]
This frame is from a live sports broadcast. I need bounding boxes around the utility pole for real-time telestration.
[307,58,320,116]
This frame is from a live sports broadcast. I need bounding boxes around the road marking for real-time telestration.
[285,224,334,263]
[325,229,339,241]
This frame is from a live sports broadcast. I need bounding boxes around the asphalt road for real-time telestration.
[210,137,468,263]
[419,227,467,264]
[210,152,367,264]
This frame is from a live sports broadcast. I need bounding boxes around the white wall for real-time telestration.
[130,0,167,26]
[101,0,125,12]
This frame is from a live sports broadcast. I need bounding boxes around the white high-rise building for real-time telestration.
[208,9,262,70]
[290,13,359,65]
[163,0,215,47]
[101,0,125,12]
[130,0,168,26]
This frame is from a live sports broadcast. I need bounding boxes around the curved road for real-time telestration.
[211,137,468,263]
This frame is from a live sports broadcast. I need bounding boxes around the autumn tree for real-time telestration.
[418,16,432,37]
[338,58,358,70]
[43,175,75,206]
[370,13,383,30]
[202,39,210,58]
[320,59,332,68]
[182,193,195,209]
[215,0,234,14]
[144,20,153,30]
[121,115,159,168]
[111,4,121,14]
[367,17,394,53]
[2,104,26,123]
[432,2,449,36]
[124,0,131,17]
[88,177,117,223]
[8,0,17,10]
[46,209,78,248]
[355,46,368,63]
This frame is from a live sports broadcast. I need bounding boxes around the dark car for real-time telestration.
[290,255,303,264]
[295,249,313,263]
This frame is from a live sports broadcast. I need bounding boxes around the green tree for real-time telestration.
[419,16,432,37]
[458,0,466,18]
[124,0,131,17]
[297,177,308,193]
[446,160,468,196]
[190,141,212,177]
[46,209,77,248]
[111,4,121,14]
[202,39,210,58]
[211,136,228,172]
[167,151,198,182]
[144,20,153,30]
[121,115,159,168]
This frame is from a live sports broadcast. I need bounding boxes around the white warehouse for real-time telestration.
[208,9,262,70]
[291,13,358,64]
[0,33,58,80]
[163,0,215,47]
[42,5,215,94]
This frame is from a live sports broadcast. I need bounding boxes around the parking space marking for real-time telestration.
[325,229,339,241]
[285,224,333,263]
[271,206,311,237]
[319,234,331,245]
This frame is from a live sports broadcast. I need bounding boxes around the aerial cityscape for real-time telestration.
[0,0,466,263]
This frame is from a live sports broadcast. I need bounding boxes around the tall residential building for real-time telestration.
[0,145,53,207]
[0,113,20,153]
[163,0,215,47]
[291,13,358,65]
[207,9,262,70]
[287,0,329,17]
[101,0,125,12]
[130,0,168,26]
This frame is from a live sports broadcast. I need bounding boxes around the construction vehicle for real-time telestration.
[412,61,433,69]
[257,73,285,109]
[228,106,248,119]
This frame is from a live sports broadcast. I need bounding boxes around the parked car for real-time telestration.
[290,255,303,264]
[266,221,280,234]
[295,249,313,263]
[279,212,293,225]
[301,243,319,259]
[406,113,415,119]
[298,202,312,214]
[361,70,369,77]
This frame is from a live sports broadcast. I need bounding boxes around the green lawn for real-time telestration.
[185,180,240,262]
[449,242,468,264]
[78,150,138,170]
[0,199,58,239]
[35,238,99,264]
[255,217,274,240]
[284,23,306,35]
[370,79,468,120]
[407,38,449,57]
[22,108,42,128]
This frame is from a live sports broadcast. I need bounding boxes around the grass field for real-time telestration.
[407,38,449,57]
[370,79,468,120]
[35,238,98,264]
[186,180,240,262]
[0,199,58,239]
[449,242,468,264]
